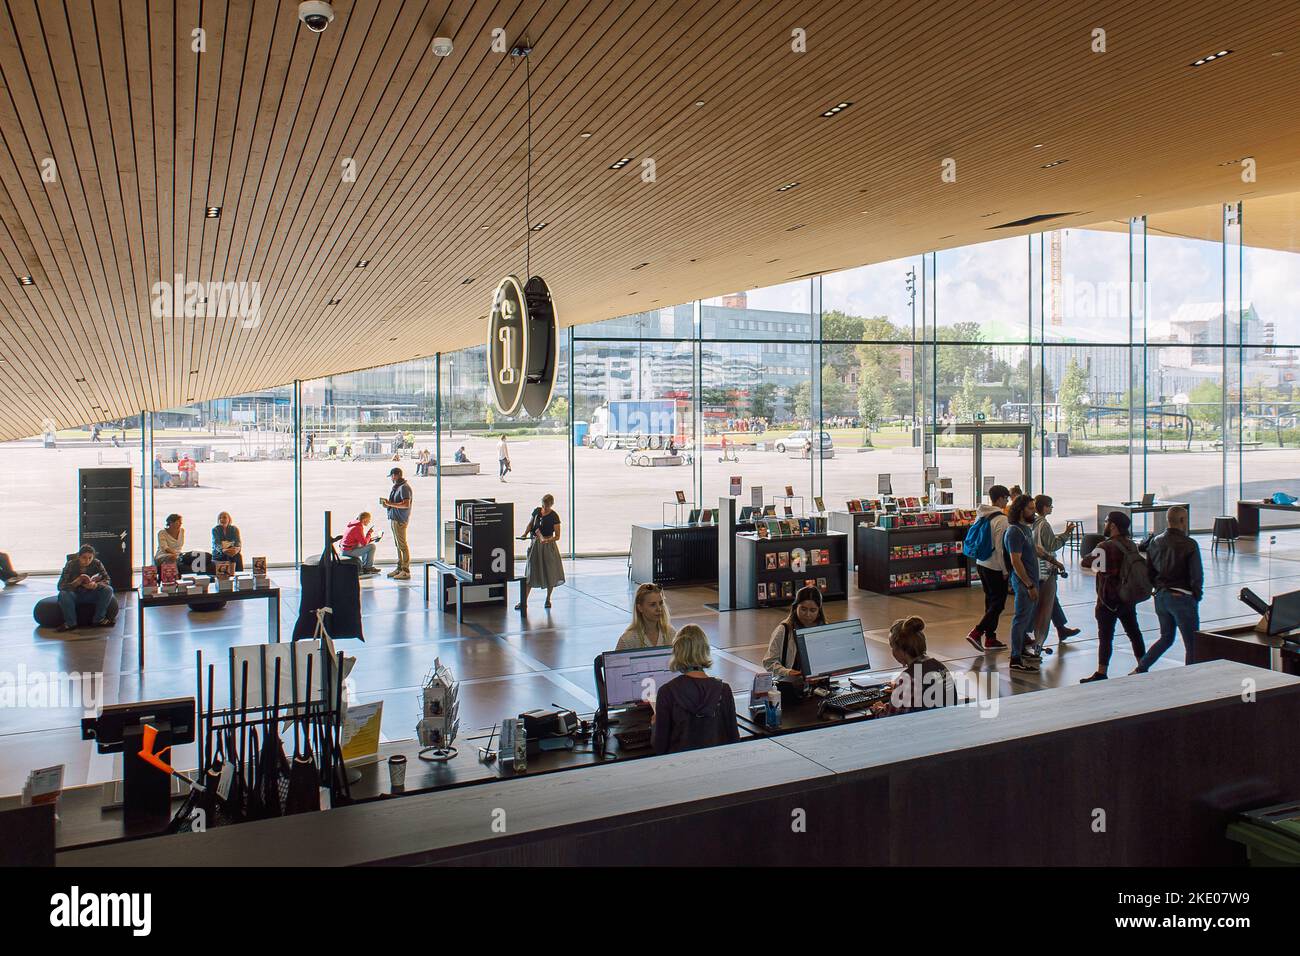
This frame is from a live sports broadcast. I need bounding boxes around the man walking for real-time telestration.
[1004,494,1041,673]
[497,434,510,482]
[1080,510,1149,683]
[1031,494,1082,652]
[1135,505,1202,672]
[967,485,1011,652]
[381,467,412,579]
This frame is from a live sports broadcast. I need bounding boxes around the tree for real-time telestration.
[1188,380,1223,432]
[750,382,778,421]
[545,396,569,425]
[819,365,850,419]
[793,380,812,420]
[1057,359,1089,437]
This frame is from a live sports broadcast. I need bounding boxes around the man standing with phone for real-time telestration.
[381,467,412,580]
[56,545,115,632]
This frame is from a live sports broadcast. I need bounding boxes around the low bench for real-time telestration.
[424,560,523,622]
[440,462,480,476]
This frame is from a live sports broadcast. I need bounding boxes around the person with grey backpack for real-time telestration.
[1079,510,1150,683]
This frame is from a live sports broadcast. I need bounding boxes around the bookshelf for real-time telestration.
[734,529,848,610]
[857,517,976,595]
[453,498,514,583]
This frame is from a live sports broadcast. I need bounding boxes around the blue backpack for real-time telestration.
[962,515,994,561]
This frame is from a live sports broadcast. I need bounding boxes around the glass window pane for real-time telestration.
[150,391,295,566]
[935,235,1030,341]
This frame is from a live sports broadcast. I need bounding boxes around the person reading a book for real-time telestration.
[55,545,115,632]
[616,583,674,650]
[341,512,380,575]
[211,511,243,571]
[763,586,825,679]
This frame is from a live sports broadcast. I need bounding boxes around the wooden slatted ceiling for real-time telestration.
[0,0,1299,440]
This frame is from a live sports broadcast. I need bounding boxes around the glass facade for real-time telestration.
[8,202,1300,572]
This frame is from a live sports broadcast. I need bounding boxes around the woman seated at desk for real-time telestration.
[651,625,740,755]
[616,583,674,650]
[872,616,957,716]
[763,586,825,679]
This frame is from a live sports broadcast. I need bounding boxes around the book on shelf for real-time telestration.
[777,551,790,569]
[847,499,861,513]
[813,496,825,513]
[816,577,828,592]
[756,523,769,539]
[701,508,713,524]
[765,553,778,570]
[687,508,701,524]
[804,578,815,589]
[763,504,777,517]
[675,490,686,504]
[757,582,767,601]
[784,485,794,498]
[783,505,794,517]
[781,580,793,599]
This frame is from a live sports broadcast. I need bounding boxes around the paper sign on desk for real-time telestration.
[751,485,763,509]
[341,701,383,767]
[22,765,64,807]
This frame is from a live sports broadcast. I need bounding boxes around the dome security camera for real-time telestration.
[298,1,335,33]
[431,37,454,57]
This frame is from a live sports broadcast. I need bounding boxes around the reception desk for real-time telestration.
[59,662,1300,867]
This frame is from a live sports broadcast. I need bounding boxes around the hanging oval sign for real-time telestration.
[488,274,557,417]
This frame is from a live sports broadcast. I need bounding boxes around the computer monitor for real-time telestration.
[598,646,678,709]
[794,619,871,679]
[1268,589,1300,637]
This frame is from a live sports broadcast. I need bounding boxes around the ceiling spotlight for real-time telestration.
[776,181,800,192]
[1033,143,1044,149]
[1190,49,1232,67]
[356,259,370,268]
[17,275,34,286]
[480,224,490,230]
[189,369,199,375]
[694,101,705,107]
[820,101,853,117]
[327,297,342,305]
[461,277,475,284]
[580,131,593,138]
[1040,158,1068,169]
[529,221,548,232]
[609,157,634,170]
[431,37,453,57]
[205,206,221,218]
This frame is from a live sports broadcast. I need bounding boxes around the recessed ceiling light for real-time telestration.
[776,181,800,192]
[631,262,649,270]
[609,157,633,170]
[1033,144,1044,149]
[694,101,705,107]
[327,298,341,305]
[461,277,475,285]
[189,369,199,375]
[17,275,34,286]
[1190,49,1232,67]
[530,221,547,232]
[820,101,853,117]
[1271,50,1285,57]
[1040,158,1068,169]
[786,224,805,231]
[205,206,221,218]
[580,131,593,138]
[356,259,370,268]
[74,377,85,383]
[480,224,490,230]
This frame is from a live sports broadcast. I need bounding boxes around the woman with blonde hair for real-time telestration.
[650,625,739,755]
[616,583,674,650]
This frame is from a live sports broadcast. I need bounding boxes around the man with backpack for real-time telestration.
[965,485,1011,652]
[1079,510,1150,683]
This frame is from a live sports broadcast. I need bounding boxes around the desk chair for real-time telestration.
[1212,516,1239,553]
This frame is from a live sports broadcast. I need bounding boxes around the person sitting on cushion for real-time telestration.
[55,545,115,632]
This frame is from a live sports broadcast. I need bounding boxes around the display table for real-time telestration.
[1236,499,1300,535]
[1097,500,1189,534]
[733,531,848,609]
[629,523,719,586]
[1194,622,1300,676]
[136,585,279,669]
[857,524,969,595]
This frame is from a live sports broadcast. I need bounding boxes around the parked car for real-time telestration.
[774,430,834,454]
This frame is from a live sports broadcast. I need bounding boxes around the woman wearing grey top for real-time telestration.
[1030,495,1081,651]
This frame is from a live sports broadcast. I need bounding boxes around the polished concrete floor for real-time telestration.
[2,530,1297,795]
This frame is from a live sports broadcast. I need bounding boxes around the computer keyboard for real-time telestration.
[614,728,653,751]
[821,689,888,713]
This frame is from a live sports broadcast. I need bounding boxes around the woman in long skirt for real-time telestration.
[518,493,565,611]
